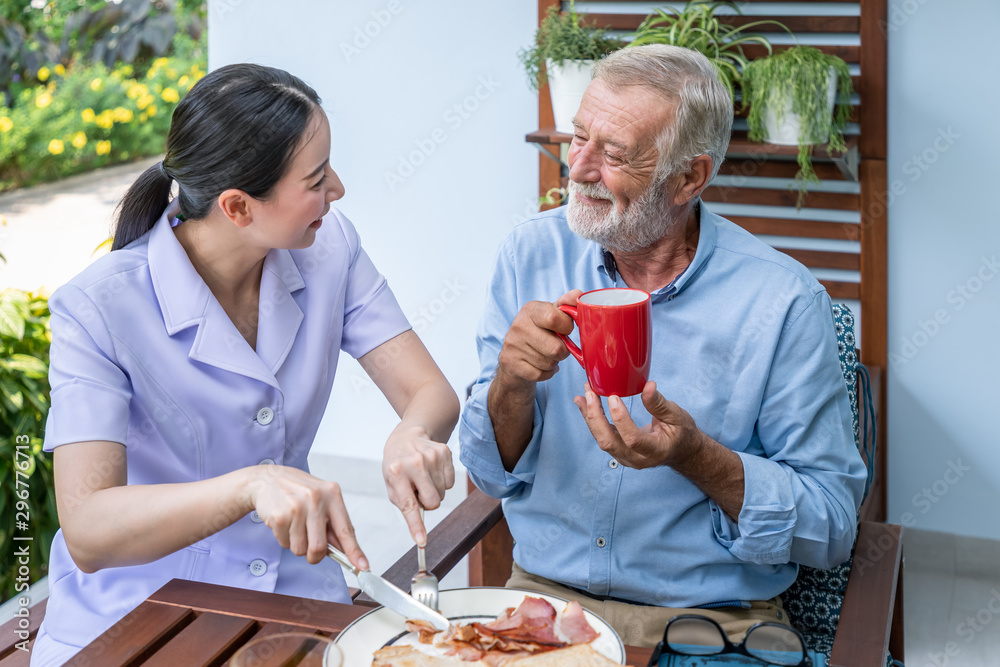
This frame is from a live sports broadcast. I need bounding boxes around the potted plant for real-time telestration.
[519,1,623,133]
[627,1,788,102]
[742,45,853,201]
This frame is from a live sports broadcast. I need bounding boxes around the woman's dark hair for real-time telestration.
[112,63,322,250]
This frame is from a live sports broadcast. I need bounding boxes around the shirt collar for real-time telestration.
[147,201,306,387]
[594,200,718,299]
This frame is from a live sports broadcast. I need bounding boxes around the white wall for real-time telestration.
[885,0,1000,540]
[208,0,538,480]
[210,1,1000,541]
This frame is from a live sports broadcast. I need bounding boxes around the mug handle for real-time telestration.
[556,304,585,369]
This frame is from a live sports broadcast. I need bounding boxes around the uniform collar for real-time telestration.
[594,201,718,300]
[147,201,305,388]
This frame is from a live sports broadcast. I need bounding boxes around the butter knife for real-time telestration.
[326,544,450,631]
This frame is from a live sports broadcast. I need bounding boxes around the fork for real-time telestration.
[410,508,440,611]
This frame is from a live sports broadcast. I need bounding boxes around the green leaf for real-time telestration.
[0,290,29,340]
[0,377,24,412]
[4,353,48,378]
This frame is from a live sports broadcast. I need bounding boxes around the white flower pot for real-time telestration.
[546,59,595,134]
[762,66,838,146]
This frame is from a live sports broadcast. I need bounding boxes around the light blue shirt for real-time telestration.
[459,204,866,608]
[32,203,411,666]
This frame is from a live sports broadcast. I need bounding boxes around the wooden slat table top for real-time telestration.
[69,601,194,666]
[62,579,655,666]
[140,612,256,667]
[0,599,46,665]
[147,579,368,634]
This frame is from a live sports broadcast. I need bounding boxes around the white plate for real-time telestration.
[335,587,625,666]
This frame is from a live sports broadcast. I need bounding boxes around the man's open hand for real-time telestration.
[573,380,705,469]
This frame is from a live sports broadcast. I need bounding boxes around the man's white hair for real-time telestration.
[593,44,734,182]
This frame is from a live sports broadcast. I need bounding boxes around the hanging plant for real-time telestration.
[742,46,853,205]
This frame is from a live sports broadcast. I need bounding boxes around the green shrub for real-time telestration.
[0,55,205,191]
[0,288,55,602]
[0,0,206,96]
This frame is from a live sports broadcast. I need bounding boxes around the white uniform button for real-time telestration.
[250,511,263,523]
[249,559,267,576]
[596,537,607,548]
[258,458,275,466]
[609,459,619,469]
[256,407,274,425]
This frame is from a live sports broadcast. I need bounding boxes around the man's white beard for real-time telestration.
[566,178,677,252]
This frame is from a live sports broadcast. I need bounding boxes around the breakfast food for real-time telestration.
[372,643,622,666]
[371,596,624,666]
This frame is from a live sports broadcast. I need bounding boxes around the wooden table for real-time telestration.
[9,579,654,666]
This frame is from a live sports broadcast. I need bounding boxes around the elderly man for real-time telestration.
[459,44,867,648]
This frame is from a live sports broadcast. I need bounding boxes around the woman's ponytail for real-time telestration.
[111,162,174,250]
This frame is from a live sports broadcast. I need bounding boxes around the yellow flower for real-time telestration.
[0,117,12,133]
[153,57,169,68]
[71,132,87,149]
[127,83,147,99]
[54,64,66,76]
[137,93,154,110]
[37,67,50,82]
[112,107,133,123]
[90,78,102,91]
[161,87,179,103]
[178,75,189,87]
[96,140,111,156]
[48,139,64,155]
[81,108,96,122]
[146,104,157,117]
[95,110,114,129]
[35,92,52,108]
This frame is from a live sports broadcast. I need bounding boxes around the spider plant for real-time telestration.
[627,1,791,101]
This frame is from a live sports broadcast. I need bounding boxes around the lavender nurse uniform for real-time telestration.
[31,202,411,666]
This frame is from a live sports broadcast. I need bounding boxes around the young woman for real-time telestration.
[32,64,460,665]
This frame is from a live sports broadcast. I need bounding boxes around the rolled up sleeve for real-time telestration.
[44,285,132,450]
[710,453,797,564]
[460,381,542,498]
[713,291,866,569]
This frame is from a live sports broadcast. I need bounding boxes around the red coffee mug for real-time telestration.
[556,288,652,397]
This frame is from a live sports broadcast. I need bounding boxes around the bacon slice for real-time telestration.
[557,601,599,644]
[405,619,440,644]
[404,596,599,663]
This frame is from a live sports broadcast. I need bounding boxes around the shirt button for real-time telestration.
[250,511,263,523]
[249,559,267,576]
[596,537,607,548]
[258,458,275,466]
[256,407,274,425]
[609,459,619,469]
